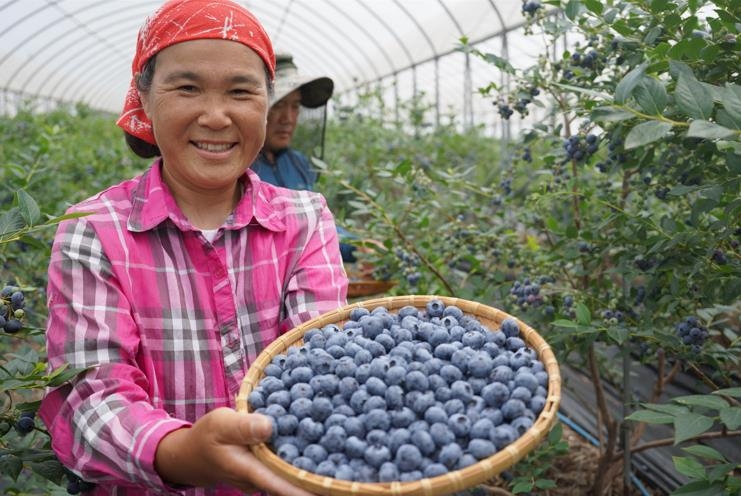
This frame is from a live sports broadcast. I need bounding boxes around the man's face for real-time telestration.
[265,89,301,153]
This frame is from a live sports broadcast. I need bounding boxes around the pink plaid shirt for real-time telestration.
[39,161,348,495]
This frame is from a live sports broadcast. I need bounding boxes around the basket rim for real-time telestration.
[237,295,562,496]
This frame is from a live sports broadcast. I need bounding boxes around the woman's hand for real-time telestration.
[155,407,314,496]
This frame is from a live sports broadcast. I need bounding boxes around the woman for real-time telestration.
[39,1,347,494]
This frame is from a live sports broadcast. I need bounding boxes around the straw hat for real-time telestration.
[271,53,334,108]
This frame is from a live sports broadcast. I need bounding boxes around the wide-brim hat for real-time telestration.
[271,53,334,109]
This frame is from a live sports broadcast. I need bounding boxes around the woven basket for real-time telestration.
[236,295,561,496]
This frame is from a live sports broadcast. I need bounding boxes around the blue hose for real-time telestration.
[557,412,651,496]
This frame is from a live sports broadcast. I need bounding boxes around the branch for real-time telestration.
[617,429,741,458]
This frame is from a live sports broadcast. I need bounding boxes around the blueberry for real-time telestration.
[365,376,387,396]
[501,318,520,337]
[457,453,478,469]
[506,337,527,351]
[450,380,473,403]
[470,418,495,440]
[434,343,458,361]
[450,349,471,373]
[364,444,391,468]
[388,428,412,454]
[424,406,448,425]
[425,423,453,449]
[510,386,533,403]
[292,456,316,472]
[405,370,429,391]
[344,416,366,438]
[425,299,445,318]
[354,349,373,366]
[468,351,494,378]
[462,331,485,349]
[277,443,299,462]
[297,418,324,442]
[378,461,400,482]
[338,376,359,400]
[286,349,310,369]
[492,424,518,449]
[290,366,313,384]
[276,414,298,436]
[439,364,463,383]
[248,390,265,409]
[346,436,368,458]
[310,397,334,421]
[410,391,436,415]
[400,470,423,481]
[511,416,534,435]
[481,382,510,408]
[267,390,291,409]
[363,395,387,413]
[448,413,471,438]
[443,398,465,416]
[315,460,337,477]
[304,443,329,464]
[320,425,348,453]
[398,305,419,319]
[350,389,370,414]
[15,414,35,435]
[335,463,355,480]
[502,398,527,421]
[390,407,416,428]
[350,307,370,321]
[438,442,463,469]
[395,444,423,471]
[324,413,348,428]
[365,408,391,431]
[411,429,436,456]
[491,365,514,384]
[468,438,496,459]
[361,315,386,339]
[385,385,405,409]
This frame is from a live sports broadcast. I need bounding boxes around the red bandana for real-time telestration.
[116,0,275,145]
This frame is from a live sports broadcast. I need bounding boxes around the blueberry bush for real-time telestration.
[1,104,147,494]
[321,0,740,493]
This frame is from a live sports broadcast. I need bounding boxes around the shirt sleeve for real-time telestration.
[39,217,189,493]
[280,194,348,332]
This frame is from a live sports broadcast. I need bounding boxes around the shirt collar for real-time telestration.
[127,161,286,233]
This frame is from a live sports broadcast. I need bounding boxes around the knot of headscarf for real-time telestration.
[116,0,275,145]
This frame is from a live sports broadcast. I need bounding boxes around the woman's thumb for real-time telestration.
[238,413,274,444]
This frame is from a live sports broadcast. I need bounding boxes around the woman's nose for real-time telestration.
[197,97,232,129]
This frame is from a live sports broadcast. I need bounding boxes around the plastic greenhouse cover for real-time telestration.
[0,0,548,131]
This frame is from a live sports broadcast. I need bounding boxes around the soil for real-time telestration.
[477,424,665,495]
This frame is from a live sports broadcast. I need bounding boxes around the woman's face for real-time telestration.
[140,39,269,195]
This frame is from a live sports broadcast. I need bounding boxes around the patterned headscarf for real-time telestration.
[117,0,275,145]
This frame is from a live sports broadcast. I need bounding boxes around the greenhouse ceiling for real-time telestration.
[0,0,552,130]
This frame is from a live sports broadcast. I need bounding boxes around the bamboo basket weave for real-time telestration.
[236,295,561,496]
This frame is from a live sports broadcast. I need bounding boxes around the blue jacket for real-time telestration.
[252,148,357,263]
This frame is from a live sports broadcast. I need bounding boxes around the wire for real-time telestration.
[556,412,652,496]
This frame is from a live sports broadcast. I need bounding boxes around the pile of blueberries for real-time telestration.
[0,285,26,333]
[675,316,709,354]
[249,299,549,483]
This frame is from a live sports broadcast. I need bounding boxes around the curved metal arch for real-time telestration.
[271,1,383,81]
[10,2,151,94]
[322,0,397,74]
[357,2,414,67]
[247,5,368,89]
[0,0,22,16]
[0,0,52,40]
[35,16,143,99]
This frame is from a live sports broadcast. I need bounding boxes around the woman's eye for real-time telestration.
[178,85,198,93]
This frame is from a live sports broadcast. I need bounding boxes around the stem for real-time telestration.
[618,429,741,457]
[340,180,455,295]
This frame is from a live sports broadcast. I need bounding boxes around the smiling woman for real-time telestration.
[37,1,348,495]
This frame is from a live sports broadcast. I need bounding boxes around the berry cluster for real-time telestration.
[249,300,549,483]
[0,285,26,333]
[521,0,542,16]
[570,50,600,69]
[509,279,544,311]
[563,134,599,163]
[675,316,709,354]
[496,101,514,120]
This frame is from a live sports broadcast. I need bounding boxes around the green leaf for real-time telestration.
[512,481,534,494]
[686,120,737,140]
[671,480,726,495]
[564,0,582,21]
[674,412,715,445]
[535,479,558,489]
[673,456,707,479]
[0,453,23,480]
[626,409,674,424]
[676,74,714,120]
[625,121,673,149]
[673,394,729,410]
[669,60,694,81]
[634,77,668,114]
[552,82,611,100]
[716,109,741,131]
[482,53,514,73]
[615,63,648,104]
[27,459,66,484]
[607,326,629,345]
[706,463,736,483]
[713,387,741,398]
[681,445,726,462]
[719,406,741,429]
[16,189,41,226]
[721,83,741,123]
[0,208,26,237]
[591,106,636,122]
[582,0,603,14]
[575,302,591,325]
[552,319,579,328]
